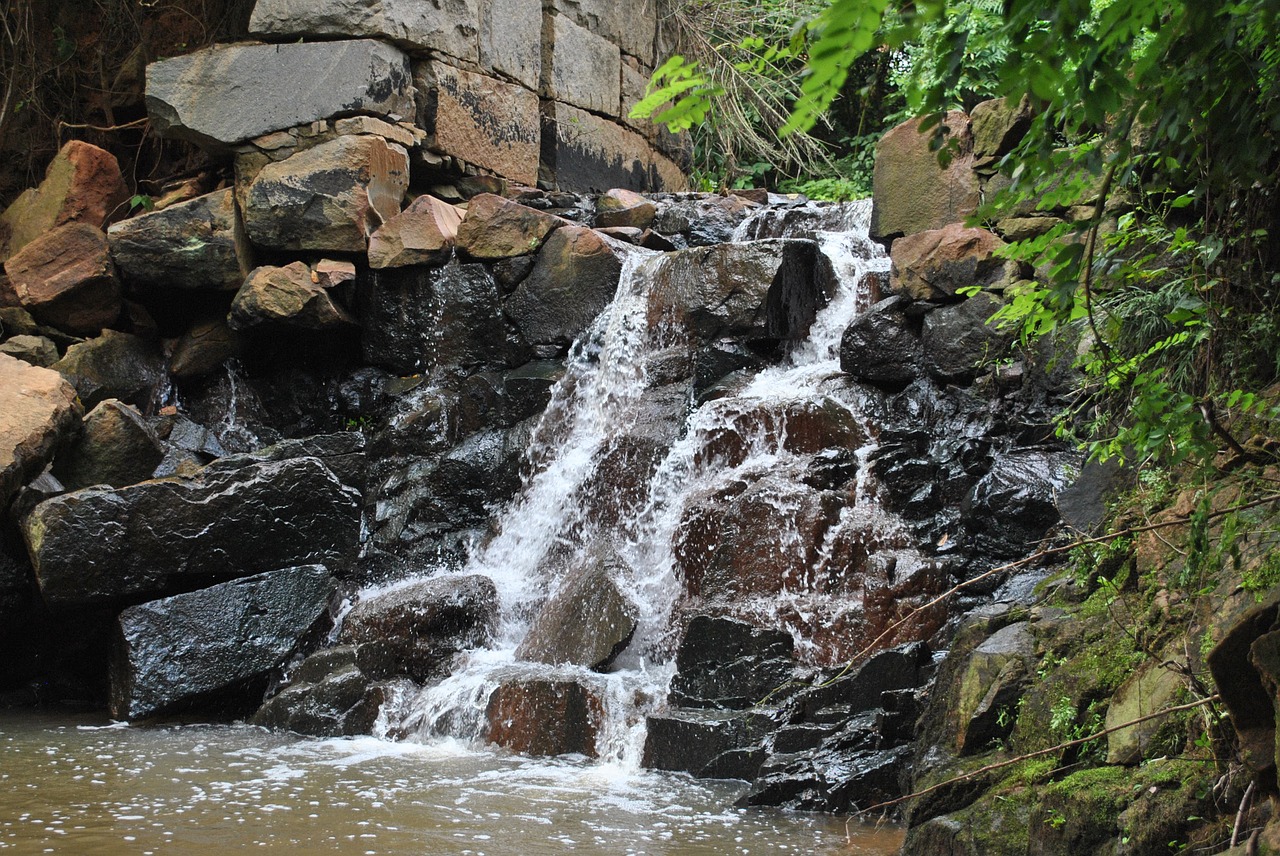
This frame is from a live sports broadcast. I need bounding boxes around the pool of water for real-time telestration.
[0,711,903,855]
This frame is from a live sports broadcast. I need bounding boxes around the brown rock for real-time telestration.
[595,189,657,230]
[169,317,241,380]
[455,194,566,259]
[504,225,623,346]
[516,549,639,670]
[971,95,1034,169]
[870,112,980,240]
[4,223,121,336]
[0,141,130,260]
[312,259,358,289]
[0,353,83,502]
[52,399,165,490]
[0,335,59,367]
[367,195,464,269]
[889,223,1021,301]
[485,678,604,757]
[230,262,357,331]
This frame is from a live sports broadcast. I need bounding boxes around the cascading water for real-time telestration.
[378,198,928,769]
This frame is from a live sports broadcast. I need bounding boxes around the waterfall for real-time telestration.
[378,199,924,766]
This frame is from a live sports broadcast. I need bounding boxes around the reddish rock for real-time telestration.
[455,194,566,259]
[504,225,624,346]
[485,678,605,757]
[230,262,357,331]
[4,223,121,335]
[312,259,358,289]
[870,112,980,240]
[698,398,864,470]
[595,188,657,230]
[0,353,82,502]
[169,317,241,379]
[367,194,464,268]
[0,141,130,260]
[889,222,1021,301]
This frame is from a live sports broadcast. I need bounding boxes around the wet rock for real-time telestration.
[964,449,1074,558]
[51,329,165,410]
[3,223,121,336]
[250,0,480,61]
[542,15,621,116]
[109,564,334,720]
[485,678,605,757]
[742,744,911,813]
[253,659,385,737]
[954,622,1034,754]
[204,432,368,496]
[0,141,129,261]
[1105,651,1188,765]
[415,61,542,186]
[840,295,923,390]
[890,224,1020,302]
[52,399,164,490]
[24,456,361,607]
[921,292,1013,383]
[653,194,754,246]
[169,317,241,379]
[455,194,566,259]
[107,189,252,292]
[339,574,497,682]
[642,708,776,777]
[595,189,657,230]
[795,644,930,720]
[517,550,639,670]
[0,353,82,503]
[0,334,59,367]
[243,135,410,252]
[505,225,624,347]
[230,262,357,332]
[668,615,796,710]
[504,359,565,422]
[540,102,688,194]
[870,112,979,240]
[146,40,416,151]
[367,194,463,268]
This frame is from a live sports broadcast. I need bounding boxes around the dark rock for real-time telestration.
[642,708,776,776]
[964,449,1075,558]
[516,548,639,670]
[107,188,252,291]
[169,317,242,379]
[840,295,922,390]
[953,622,1034,754]
[652,194,754,246]
[796,643,930,720]
[0,334,59,367]
[52,399,164,490]
[504,360,565,422]
[1208,602,1279,774]
[203,432,367,496]
[668,615,796,709]
[1056,458,1129,535]
[505,225,624,347]
[24,456,361,607]
[485,678,605,757]
[742,744,911,813]
[109,564,334,720]
[920,292,1012,382]
[0,353,82,504]
[540,102,688,194]
[3,223,121,336]
[51,329,165,410]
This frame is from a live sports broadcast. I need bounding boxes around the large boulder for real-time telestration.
[540,101,688,193]
[890,223,1021,302]
[455,194,566,260]
[367,194,463,269]
[870,112,980,241]
[505,226,624,347]
[146,40,416,151]
[485,677,605,757]
[970,96,1034,170]
[840,295,923,390]
[249,0,480,61]
[0,354,82,503]
[3,223,121,336]
[230,262,357,332]
[107,189,252,292]
[339,574,497,682]
[23,456,361,606]
[668,615,795,710]
[516,551,639,670]
[643,708,776,777]
[920,291,1013,382]
[109,564,335,720]
[243,135,410,252]
[953,622,1035,754]
[0,141,129,261]
[51,330,165,410]
[541,15,621,116]
[52,399,164,490]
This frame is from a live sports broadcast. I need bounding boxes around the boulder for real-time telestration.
[653,194,754,246]
[668,615,795,710]
[51,329,165,410]
[890,223,1020,302]
[0,141,129,261]
[1208,602,1279,773]
[249,0,480,61]
[870,112,980,240]
[505,225,624,346]
[3,223,121,336]
[479,0,541,90]
[52,399,165,490]
[921,291,1013,382]
[485,678,605,757]
[970,96,1034,169]
[541,15,621,116]
[643,708,776,776]
[1105,653,1188,765]
[367,194,463,268]
[953,622,1034,754]
[840,295,923,390]
[230,262,357,332]
[339,574,497,682]
[964,449,1074,558]
[146,40,416,151]
[109,564,334,720]
[540,101,688,193]
[243,134,410,252]
[504,359,565,422]
[107,189,252,291]
[595,188,657,230]
[169,317,241,379]
[545,0,657,67]
[0,335,59,367]
[516,551,639,670]
[415,61,542,186]
[251,647,385,737]
[23,456,361,606]
[455,194,566,259]
[0,354,82,503]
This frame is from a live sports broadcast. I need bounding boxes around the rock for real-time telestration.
[146,40,416,151]
[1209,602,1279,773]
[252,652,385,737]
[890,223,1020,302]
[642,708,776,776]
[796,644,930,720]
[1105,653,1188,765]
[3,223,121,336]
[921,292,1013,382]
[964,449,1073,558]
[367,194,463,268]
[743,744,911,813]
[0,334,58,367]
[51,329,165,410]
[540,102,689,193]
[109,564,334,720]
[485,678,605,757]
[249,0,480,61]
[647,239,833,344]
[23,456,361,607]
[415,61,542,186]
[668,615,796,710]
[504,359,565,421]
[996,216,1063,242]
[840,295,923,390]
[1056,458,1128,535]
[516,549,639,670]
[970,96,1033,169]
[653,194,754,246]
[595,189,657,230]
[169,317,241,379]
[870,112,980,240]
[953,622,1034,754]
[546,0,656,67]
[479,0,541,90]
[505,225,624,346]
[340,574,497,682]
[52,399,164,490]
[230,262,357,332]
[455,194,566,259]
[107,189,252,292]
[0,354,82,503]
[0,141,129,261]
[542,15,621,116]
[243,135,410,252]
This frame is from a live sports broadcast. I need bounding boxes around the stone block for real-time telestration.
[480,0,541,90]
[542,14,621,116]
[249,0,480,62]
[541,101,688,193]
[546,0,657,65]
[107,188,252,292]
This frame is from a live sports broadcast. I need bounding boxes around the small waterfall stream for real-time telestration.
[375,199,925,770]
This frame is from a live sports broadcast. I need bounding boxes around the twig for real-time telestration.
[1232,780,1255,848]
[856,694,1221,815]
[57,117,148,133]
